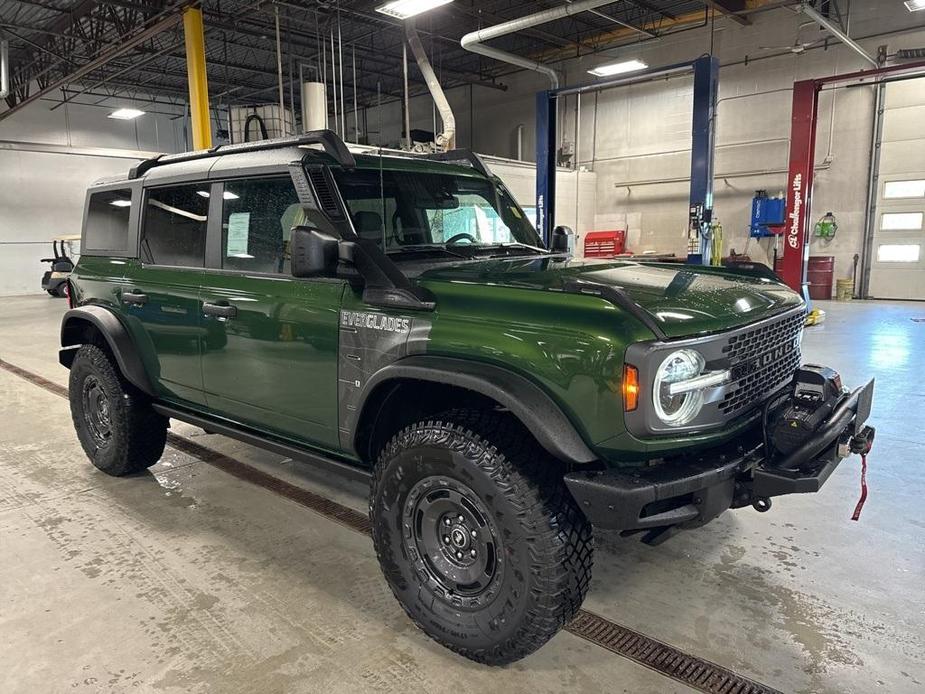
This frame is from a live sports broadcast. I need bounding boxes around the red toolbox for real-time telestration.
[583,230,627,257]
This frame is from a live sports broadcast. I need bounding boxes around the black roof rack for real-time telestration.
[128,129,356,179]
[424,149,491,177]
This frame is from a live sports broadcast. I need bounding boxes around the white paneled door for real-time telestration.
[870,79,925,300]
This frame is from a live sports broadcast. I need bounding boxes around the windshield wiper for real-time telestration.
[386,244,469,259]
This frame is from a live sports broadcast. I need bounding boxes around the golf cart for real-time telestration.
[41,234,80,298]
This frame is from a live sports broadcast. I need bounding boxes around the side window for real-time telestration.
[84,188,132,252]
[220,177,301,273]
[141,184,208,266]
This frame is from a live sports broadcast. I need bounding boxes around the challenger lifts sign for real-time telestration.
[787,173,802,250]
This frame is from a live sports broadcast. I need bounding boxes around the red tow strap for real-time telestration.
[850,453,868,521]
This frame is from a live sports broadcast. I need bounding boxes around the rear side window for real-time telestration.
[220,177,301,273]
[85,188,132,252]
[141,184,209,266]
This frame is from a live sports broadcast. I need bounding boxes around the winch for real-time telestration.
[770,365,845,456]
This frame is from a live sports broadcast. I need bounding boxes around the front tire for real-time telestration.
[370,409,593,665]
[68,344,167,476]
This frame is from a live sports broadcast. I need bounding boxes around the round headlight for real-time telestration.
[653,349,705,426]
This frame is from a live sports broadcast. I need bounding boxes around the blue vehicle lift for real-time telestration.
[535,55,719,264]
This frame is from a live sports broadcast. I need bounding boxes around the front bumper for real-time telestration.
[564,378,875,542]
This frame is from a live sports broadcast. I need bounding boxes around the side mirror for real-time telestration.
[551,225,575,254]
[291,226,340,278]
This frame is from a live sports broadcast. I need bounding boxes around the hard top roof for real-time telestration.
[89,130,490,188]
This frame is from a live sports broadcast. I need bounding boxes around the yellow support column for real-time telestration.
[182,7,211,150]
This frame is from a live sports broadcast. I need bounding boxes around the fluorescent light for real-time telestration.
[905,0,925,11]
[109,199,132,207]
[376,0,453,20]
[108,108,146,120]
[197,190,239,200]
[588,59,648,77]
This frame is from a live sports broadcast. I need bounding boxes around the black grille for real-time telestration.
[718,310,805,416]
[307,168,343,218]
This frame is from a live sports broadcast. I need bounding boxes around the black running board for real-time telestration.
[151,403,372,483]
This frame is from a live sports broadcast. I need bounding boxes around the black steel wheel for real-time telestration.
[370,409,594,665]
[403,476,503,607]
[69,344,167,476]
[80,374,113,448]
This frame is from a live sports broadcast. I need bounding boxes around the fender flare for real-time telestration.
[356,355,597,464]
[59,305,155,396]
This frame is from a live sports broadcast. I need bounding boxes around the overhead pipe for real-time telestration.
[0,39,9,100]
[403,38,411,149]
[406,22,456,151]
[800,3,878,67]
[460,0,617,88]
[274,6,286,136]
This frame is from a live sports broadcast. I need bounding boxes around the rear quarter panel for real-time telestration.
[69,255,127,310]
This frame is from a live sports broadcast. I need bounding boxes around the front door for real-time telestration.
[120,182,211,406]
[199,175,345,451]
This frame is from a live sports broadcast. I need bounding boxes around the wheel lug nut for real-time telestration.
[470,549,477,558]
[456,551,463,559]
[443,536,450,544]
[470,529,477,538]
[444,518,451,526]
[457,514,464,522]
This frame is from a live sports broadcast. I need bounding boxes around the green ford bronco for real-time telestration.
[61,131,875,665]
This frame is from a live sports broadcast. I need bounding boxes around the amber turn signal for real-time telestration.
[623,364,639,411]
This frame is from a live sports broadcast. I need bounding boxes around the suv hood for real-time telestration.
[416,256,804,339]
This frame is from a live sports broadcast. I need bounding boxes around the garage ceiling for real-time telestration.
[0,0,748,116]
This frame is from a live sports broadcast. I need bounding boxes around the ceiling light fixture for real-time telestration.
[108,108,146,120]
[905,0,925,11]
[197,190,239,200]
[376,0,453,20]
[588,59,648,77]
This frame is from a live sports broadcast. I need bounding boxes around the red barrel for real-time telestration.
[773,255,835,299]
[807,255,835,300]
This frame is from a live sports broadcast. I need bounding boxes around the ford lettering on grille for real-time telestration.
[720,311,804,417]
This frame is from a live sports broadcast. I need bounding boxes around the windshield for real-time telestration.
[332,168,543,256]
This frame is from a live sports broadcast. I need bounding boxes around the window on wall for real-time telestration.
[881,212,923,230]
[85,188,132,252]
[141,184,209,266]
[877,244,921,262]
[884,180,925,199]
[220,177,302,273]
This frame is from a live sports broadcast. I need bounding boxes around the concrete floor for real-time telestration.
[0,294,923,694]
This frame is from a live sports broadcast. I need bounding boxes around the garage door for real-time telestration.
[869,79,925,300]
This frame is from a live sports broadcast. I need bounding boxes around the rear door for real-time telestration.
[120,182,210,406]
[199,174,345,451]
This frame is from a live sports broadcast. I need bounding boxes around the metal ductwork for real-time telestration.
[800,3,878,67]
[460,0,618,88]
[406,22,456,151]
[301,82,328,132]
[1,40,10,100]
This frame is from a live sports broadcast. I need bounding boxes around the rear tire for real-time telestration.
[68,344,167,476]
[370,409,593,665]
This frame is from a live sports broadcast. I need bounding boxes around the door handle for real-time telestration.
[122,291,148,306]
[202,301,237,319]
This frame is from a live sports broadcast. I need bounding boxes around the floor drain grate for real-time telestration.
[1,356,781,693]
[566,610,782,694]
